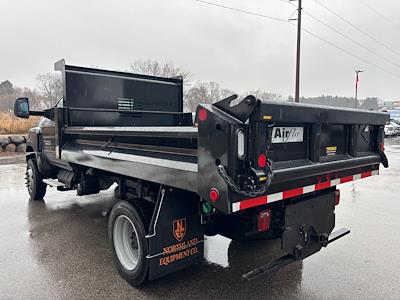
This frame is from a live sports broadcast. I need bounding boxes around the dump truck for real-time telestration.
[14,59,389,286]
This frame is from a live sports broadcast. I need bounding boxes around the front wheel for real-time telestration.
[108,201,149,286]
[26,159,47,200]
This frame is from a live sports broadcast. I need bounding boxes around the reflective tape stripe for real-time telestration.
[282,187,304,199]
[330,179,341,186]
[303,185,315,194]
[232,169,379,212]
[232,202,241,212]
[268,192,283,203]
[238,196,267,210]
[340,176,353,184]
[315,181,331,191]
[361,171,372,178]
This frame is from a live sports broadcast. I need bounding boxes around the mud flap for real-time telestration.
[146,187,204,280]
[282,191,335,260]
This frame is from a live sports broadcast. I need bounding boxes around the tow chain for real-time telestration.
[217,160,273,197]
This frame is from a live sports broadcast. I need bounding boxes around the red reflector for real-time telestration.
[198,108,208,121]
[379,143,385,151]
[334,189,340,206]
[257,209,271,232]
[258,153,267,168]
[209,188,219,202]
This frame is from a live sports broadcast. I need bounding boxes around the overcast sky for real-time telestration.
[1,0,399,100]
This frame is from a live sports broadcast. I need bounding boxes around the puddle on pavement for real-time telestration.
[1,140,400,299]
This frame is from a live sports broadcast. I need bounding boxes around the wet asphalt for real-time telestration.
[0,138,400,300]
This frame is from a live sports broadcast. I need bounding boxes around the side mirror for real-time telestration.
[14,98,30,119]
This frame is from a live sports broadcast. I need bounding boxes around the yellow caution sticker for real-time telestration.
[326,146,337,156]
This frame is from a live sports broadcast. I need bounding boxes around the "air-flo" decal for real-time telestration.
[272,127,304,143]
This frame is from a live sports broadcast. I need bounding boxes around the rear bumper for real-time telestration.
[232,169,378,213]
[272,155,380,184]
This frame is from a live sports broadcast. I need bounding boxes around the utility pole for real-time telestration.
[355,70,363,108]
[290,0,302,102]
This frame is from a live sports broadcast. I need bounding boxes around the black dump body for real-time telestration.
[50,60,389,215]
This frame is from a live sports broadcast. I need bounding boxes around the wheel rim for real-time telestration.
[113,215,140,271]
[26,166,34,194]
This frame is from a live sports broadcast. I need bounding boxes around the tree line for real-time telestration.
[0,73,62,111]
[0,59,380,112]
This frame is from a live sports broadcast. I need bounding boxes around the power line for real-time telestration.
[191,0,400,79]
[357,0,400,30]
[193,0,288,23]
[310,0,400,58]
[300,26,400,78]
[284,0,400,70]
[300,8,400,70]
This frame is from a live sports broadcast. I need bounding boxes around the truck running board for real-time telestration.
[242,228,350,281]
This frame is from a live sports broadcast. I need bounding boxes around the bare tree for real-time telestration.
[0,83,42,112]
[20,87,44,111]
[130,59,192,86]
[246,89,285,102]
[36,73,63,109]
[128,59,287,111]
[185,81,236,111]
[130,59,197,111]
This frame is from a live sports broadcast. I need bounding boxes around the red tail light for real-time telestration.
[209,188,219,202]
[379,142,385,151]
[334,189,340,206]
[198,108,208,121]
[258,153,267,168]
[257,209,271,232]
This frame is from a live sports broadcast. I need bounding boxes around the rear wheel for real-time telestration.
[108,201,149,286]
[26,159,47,200]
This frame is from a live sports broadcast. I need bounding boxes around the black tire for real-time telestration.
[108,201,149,287]
[26,159,47,200]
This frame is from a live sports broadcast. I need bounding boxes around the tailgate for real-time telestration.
[250,101,387,187]
[197,96,389,214]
